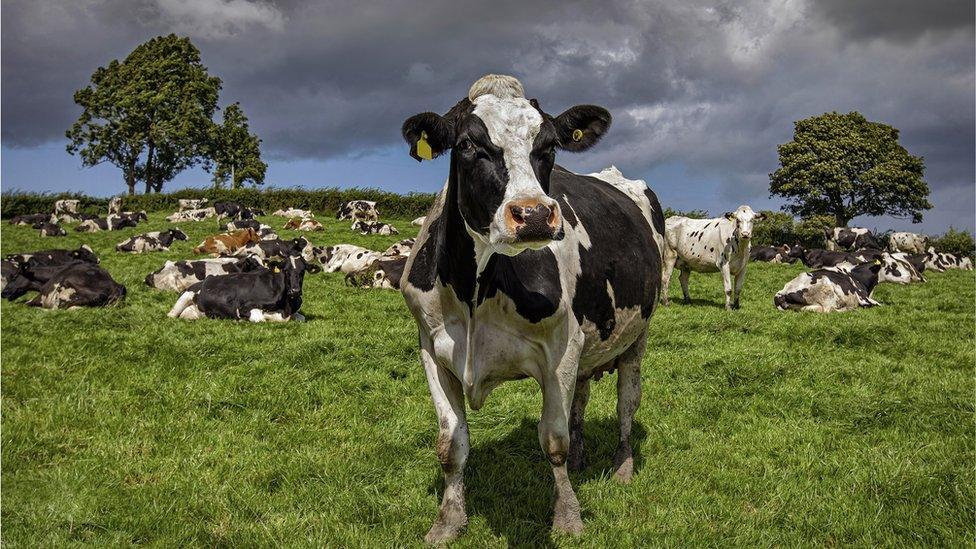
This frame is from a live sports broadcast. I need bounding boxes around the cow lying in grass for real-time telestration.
[272,208,313,218]
[344,255,409,290]
[923,247,974,272]
[352,220,398,235]
[145,256,265,292]
[220,220,278,240]
[775,261,882,312]
[24,263,126,310]
[193,228,261,255]
[3,246,100,295]
[788,246,858,268]
[336,200,378,221]
[234,237,314,261]
[167,208,217,223]
[314,244,380,274]
[75,215,139,232]
[116,229,189,253]
[382,238,415,257]
[167,256,316,322]
[283,217,324,231]
[10,214,54,226]
[750,244,793,263]
[36,222,66,237]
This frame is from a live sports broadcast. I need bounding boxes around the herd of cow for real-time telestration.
[2,198,425,319]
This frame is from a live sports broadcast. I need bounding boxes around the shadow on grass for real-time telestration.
[426,417,647,547]
[665,297,727,309]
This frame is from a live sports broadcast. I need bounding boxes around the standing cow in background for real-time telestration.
[108,197,123,214]
[178,198,208,211]
[662,206,763,310]
[889,231,928,254]
[336,200,379,222]
[825,227,881,251]
[399,74,664,542]
[53,200,80,216]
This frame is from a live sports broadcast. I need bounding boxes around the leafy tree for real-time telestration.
[66,34,221,194]
[752,210,795,247]
[664,208,708,219]
[769,111,931,227]
[931,228,975,258]
[208,103,267,189]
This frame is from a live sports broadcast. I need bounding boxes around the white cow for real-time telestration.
[889,232,928,254]
[314,244,381,274]
[662,205,763,310]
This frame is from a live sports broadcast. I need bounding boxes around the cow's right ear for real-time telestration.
[724,212,735,220]
[402,113,454,162]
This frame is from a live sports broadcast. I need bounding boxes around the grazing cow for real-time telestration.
[336,200,379,222]
[10,213,54,226]
[788,246,859,268]
[108,196,123,214]
[53,199,80,215]
[4,245,99,268]
[775,261,882,312]
[222,219,278,240]
[889,231,928,254]
[352,220,399,235]
[382,238,416,257]
[283,217,324,231]
[825,227,882,251]
[272,207,314,218]
[875,252,925,284]
[749,244,793,263]
[234,237,314,261]
[145,256,265,291]
[313,244,380,273]
[193,228,261,255]
[116,229,189,253]
[662,206,763,309]
[178,198,208,211]
[25,263,126,309]
[75,216,139,232]
[168,256,314,322]
[36,222,66,237]
[411,216,427,226]
[399,75,664,541]
[166,207,217,223]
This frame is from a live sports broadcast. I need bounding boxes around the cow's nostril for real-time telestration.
[510,206,525,225]
[547,207,557,226]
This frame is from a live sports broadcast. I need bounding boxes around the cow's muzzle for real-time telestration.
[505,199,563,244]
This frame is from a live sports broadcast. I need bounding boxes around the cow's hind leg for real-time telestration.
[567,377,591,472]
[660,247,678,305]
[421,346,469,544]
[613,332,646,483]
[679,269,692,304]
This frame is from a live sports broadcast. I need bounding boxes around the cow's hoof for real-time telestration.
[613,445,634,484]
[424,505,467,545]
[682,298,692,305]
[552,492,583,535]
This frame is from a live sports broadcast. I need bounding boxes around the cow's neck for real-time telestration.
[851,264,880,295]
[433,155,479,308]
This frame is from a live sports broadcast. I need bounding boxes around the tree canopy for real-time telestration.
[66,34,222,194]
[769,111,931,226]
[209,103,267,189]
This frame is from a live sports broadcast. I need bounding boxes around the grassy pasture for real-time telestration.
[1,213,973,547]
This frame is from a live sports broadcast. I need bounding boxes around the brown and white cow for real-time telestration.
[193,228,261,255]
[283,217,324,231]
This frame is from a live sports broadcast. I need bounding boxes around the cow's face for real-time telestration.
[724,206,762,240]
[170,229,189,241]
[402,75,610,256]
[284,256,308,298]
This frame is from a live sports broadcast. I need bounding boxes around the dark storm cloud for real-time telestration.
[2,0,973,224]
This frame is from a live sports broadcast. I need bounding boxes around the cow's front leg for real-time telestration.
[732,266,747,309]
[720,264,733,310]
[421,347,469,544]
[539,367,583,535]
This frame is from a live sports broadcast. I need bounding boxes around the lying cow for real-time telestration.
[9,213,54,226]
[876,252,925,284]
[168,256,314,322]
[314,244,380,273]
[411,216,427,226]
[24,262,126,309]
[214,201,259,220]
[75,215,139,232]
[272,207,314,218]
[662,206,763,309]
[116,229,189,253]
[145,256,265,292]
[283,217,323,231]
[923,247,974,271]
[3,258,90,301]
[345,255,409,290]
[352,220,398,235]
[750,244,793,263]
[336,200,378,221]
[36,222,66,237]
[166,207,217,223]
[888,231,928,254]
[789,246,859,268]
[4,245,99,268]
[234,237,313,261]
[221,219,278,240]
[178,198,208,211]
[382,238,415,257]
[193,228,261,255]
[775,261,882,312]
[825,227,881,251]
[852,248,885,263]
[117,211,148,224]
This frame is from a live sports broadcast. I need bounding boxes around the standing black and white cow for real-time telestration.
[167,256,313,321]
[888,231,928,254]
[116,229,189,253]
[825,227,882,251]
[662,206,763,309]
[336,200,379,221]
[399,75,664,542]
[108,196,123,214]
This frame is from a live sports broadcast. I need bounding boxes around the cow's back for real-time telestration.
[665,216,733,272]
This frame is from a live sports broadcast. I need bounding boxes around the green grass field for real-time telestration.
[2,213,973,547]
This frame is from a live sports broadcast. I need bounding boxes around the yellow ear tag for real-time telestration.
[416,131,433,161]
[572,129,584,142]
[273,266,281,273]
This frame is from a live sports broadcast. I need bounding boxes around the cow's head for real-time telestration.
[402,74,611,256]
[723,206,762,240]
[169,229,189,241]
[73,245,99,264]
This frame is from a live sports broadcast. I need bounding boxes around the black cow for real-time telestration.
[399,74,664,542]
[9,213,52,226]
[35,222,67,237]
[750,244,793,263]
[4,245,100,267]
[214,201,258,220]
[24,262,125,309]
[789,246,858,268]
[167,256,314,322]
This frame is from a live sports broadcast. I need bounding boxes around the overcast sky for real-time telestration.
[2,0,973,232]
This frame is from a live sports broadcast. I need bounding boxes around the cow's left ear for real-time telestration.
[402,112,454,162]
[553,105,611,152]
[724,212,735,220]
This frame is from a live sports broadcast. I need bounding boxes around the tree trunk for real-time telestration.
[834,213,849,227]
[126,164,136,196]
